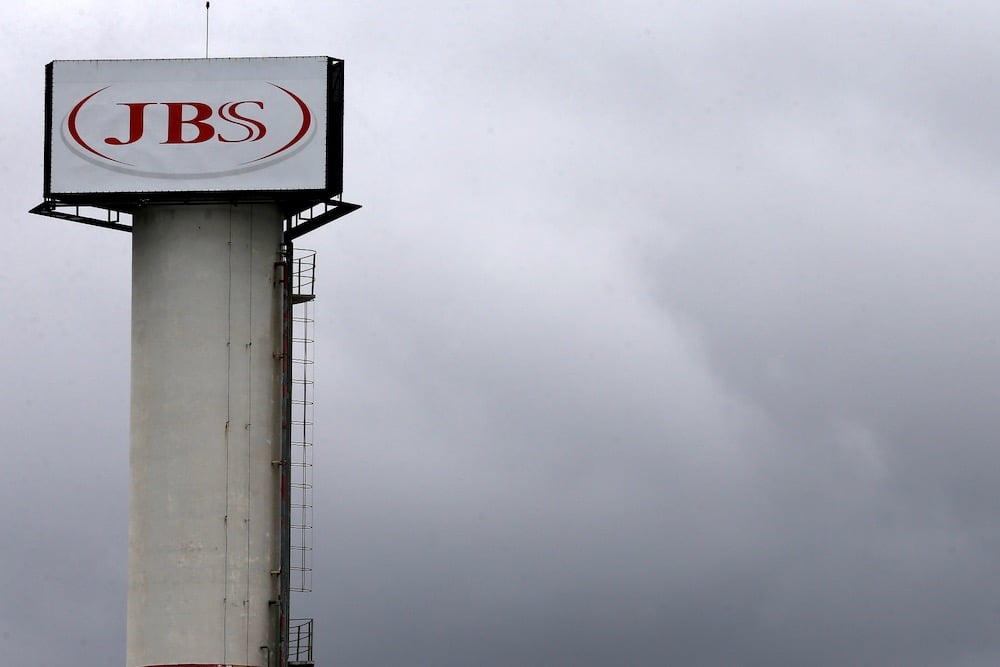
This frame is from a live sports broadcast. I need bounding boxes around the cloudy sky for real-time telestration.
[4,1,1000,665]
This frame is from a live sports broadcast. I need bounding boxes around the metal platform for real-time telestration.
[30,196,361,243]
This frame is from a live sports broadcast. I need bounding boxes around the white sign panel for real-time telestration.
[46,57,341,197]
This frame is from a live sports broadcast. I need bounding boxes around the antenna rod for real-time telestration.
[205,1,210,58]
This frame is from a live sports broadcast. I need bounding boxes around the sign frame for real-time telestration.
[42,56,344,206]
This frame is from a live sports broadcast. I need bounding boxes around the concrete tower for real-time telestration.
[128,204,283,667]
[34,57,359,667]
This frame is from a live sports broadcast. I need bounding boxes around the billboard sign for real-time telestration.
[45,57,343,202]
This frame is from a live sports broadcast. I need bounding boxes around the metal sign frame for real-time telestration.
[33,56,359,239]
[30,197,361,243]
[42,56,345,205]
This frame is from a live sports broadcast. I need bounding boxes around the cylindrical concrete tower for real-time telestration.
[35,55,358,667]
[128,204,284,667]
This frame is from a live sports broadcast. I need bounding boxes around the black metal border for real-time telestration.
[326,58,345,198]
[43,62,53,199]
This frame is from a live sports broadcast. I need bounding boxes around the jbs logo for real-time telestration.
[62,82,315,177]
[102,100,269,145]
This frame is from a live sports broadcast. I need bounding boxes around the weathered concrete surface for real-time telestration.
[128,204,283,667]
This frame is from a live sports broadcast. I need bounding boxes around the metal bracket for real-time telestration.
[283,198,362,242]
[30,196,362,242]
[29,200,133,233]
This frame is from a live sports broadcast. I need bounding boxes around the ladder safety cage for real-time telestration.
[290,249,317,595]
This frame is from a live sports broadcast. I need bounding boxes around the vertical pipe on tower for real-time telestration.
[278,238,293,667]
[128,204,283,667]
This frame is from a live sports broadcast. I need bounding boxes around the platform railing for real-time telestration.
[288,617,314,665]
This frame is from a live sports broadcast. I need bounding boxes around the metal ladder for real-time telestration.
[288,249,316,666]
[290,249,316,595]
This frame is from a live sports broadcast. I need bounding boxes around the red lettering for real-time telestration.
[161,102,215,144]
[105,102,156,145]
[218,101,267,143]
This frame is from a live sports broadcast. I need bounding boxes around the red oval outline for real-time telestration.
[67,83,312,171]
[68,87,132,165]
[242,84,313,165]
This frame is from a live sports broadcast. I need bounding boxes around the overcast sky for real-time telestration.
[4,1,1000,665]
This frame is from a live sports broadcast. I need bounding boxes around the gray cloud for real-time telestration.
[5,2,1000,666]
